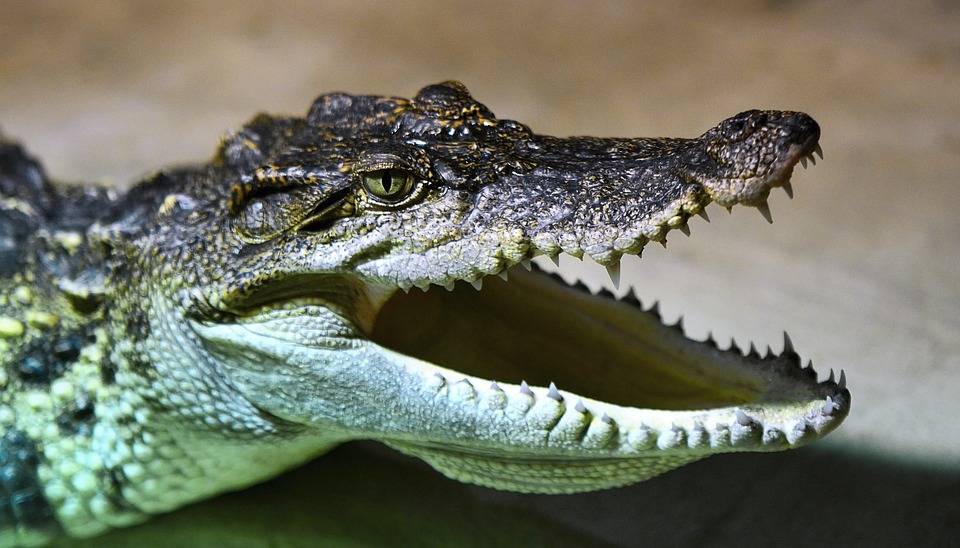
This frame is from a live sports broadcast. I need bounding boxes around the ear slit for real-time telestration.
[296,187,354,233]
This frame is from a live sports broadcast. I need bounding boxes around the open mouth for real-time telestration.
[196,128,847,493]
[371,262,848,442]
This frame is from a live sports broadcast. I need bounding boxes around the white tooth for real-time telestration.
[471,278,483,291]
[497,270,508,281]
[521,259,532,271]
[782,180,794,199]
[814,144,823,159]
[426,373,446,391]
[546,382,563,401]
[574,400,587,414]
[800,156,808,168]
[444,281,455,291]
[519,380,534,397]
[605,262,621,289]
[821,395,837,415]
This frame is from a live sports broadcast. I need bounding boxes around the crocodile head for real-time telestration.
[133,81,846,494]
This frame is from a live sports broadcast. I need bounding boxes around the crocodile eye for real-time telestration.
[362,170,416,203]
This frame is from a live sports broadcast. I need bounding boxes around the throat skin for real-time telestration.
[0,81,846,546]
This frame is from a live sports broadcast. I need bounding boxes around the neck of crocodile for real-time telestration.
[0,146,342,540]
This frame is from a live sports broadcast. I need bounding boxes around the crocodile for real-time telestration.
[0,81,848,546]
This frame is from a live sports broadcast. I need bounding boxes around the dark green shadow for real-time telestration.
[59,442,960,547]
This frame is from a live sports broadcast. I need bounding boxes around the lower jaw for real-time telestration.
[364,265,847,492]
[370,265,848,446]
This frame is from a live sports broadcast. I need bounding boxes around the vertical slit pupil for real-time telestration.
[383,171,394,193]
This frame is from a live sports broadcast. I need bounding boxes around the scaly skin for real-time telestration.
[0,81,848,546]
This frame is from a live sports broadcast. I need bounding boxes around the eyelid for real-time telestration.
[229,163,336,215]
[353,151,432,179]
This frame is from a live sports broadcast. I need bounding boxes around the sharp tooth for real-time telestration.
[658,238,668,248]
[519,380,534,397]
[735,409,753,426]
[546,382,563,402]
[809,154,817,166]
[444,281,455,291]
[814,144,823,159]
[821,395,837,415]
[697,209,711,222]
[782,331,795,354]
[600,413,615,425]
[605,262,621,289]
[574,400,587,414]
[549,254,560,267]
[756,202,773,224]
[729,339,742,355]
[679,224,691,236]
[724,205,733,214]
[471,278,483,291]
[521,259,532,271]
[490,381,502,392]
[827,369,835,383]
[497,270,509,281]
[782,180,794,199]
[838,369,847,391]
[416,281,430,292]
[800,156,808,168]
[426,373,446,391]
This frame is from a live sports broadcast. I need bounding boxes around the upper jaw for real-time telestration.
[353,140,819,293]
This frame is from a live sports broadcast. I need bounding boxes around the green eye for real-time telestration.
[362,169,415,202]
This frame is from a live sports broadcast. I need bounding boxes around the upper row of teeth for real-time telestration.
[800,143,824,169]
[396,142,822,293]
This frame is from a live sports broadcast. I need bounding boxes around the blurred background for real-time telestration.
[2,1,958,546]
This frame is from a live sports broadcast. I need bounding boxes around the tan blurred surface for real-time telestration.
[2,1,959,545]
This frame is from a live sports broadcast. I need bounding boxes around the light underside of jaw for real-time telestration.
[371,265,849,458]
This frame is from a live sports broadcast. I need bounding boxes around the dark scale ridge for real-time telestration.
[14,330,92,386]
[0,431,61,543]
